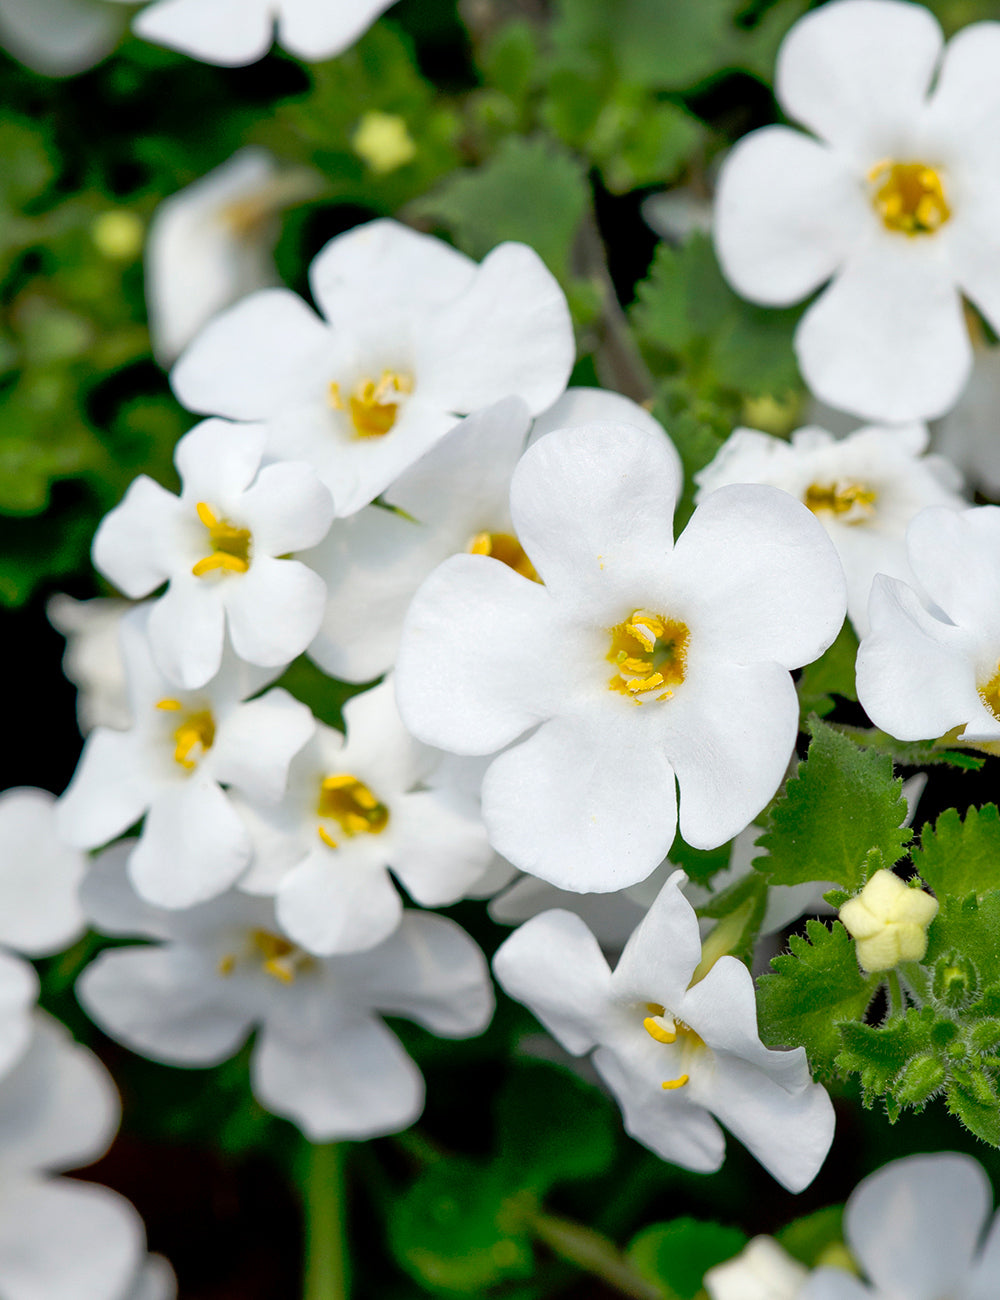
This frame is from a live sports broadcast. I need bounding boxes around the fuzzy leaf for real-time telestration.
[924,892,1000,992]
[836,1009,935,1109]
[912,806,1000,901]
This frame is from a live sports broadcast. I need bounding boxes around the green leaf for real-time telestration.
[628,1219,747,1300]
[757,718,911,891]
[666,833,732,888]
[836,1009,935,1109]
[412,135,589,282]
[796,622,859,722]
[947,1076,1000,1146]
[776,1206,845,1269]
[912,805,1000,901]
[924,891,1000,992]
[757,920,879,1074]
[833,725,985,771]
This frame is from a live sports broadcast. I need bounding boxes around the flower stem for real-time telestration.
[526,1208,666,1300]
[887,969,904,1018]
[304,1143,349,1300]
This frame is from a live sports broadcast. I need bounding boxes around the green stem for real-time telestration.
[527,1209,667,1300]
[886,969,904,1018]
[303,1143,349,1300]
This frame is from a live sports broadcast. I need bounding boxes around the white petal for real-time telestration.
[133,0,273,66]
[339,676,427,794]
[222,556,327,668]
[92,477,185,598]
[129,779,252,908]
[128,1255,178,1300]
[798,1270,871,1300]
[56,729,155,850]
[795,241,970,423]
[492,909,614,1055]
[252,1018,423,1141]
[905,505,1000,636]
[0,953,37,1081]
[171,289,330,419]
[611,871,700,1005]
[277,0,393,60]
[174,418,265,504]
[530,388,678,457]
[236,460,334,555]
[80,841,173,941]
[968,1209,1000,1300]
[210,688,314,804]
[146,574,226,690]
[387,791,494,906]
[0,0,124,76]
[0,788,85,956]
[714,127,866,306]
[775,0,943,158]
[921,20,1000,162]
[276,850,402,956]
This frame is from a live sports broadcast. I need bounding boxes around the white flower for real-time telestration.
[696,421,965,636]
[77,845,494,1141]
[93,418,333,689]
[305,388,676,682]
[855,504,1000,747]
[47,595,131,733]
[0,952,38,1085]
[0,788,86,958]
[170,219,575,517]
[799,1151,1000,1299]
[493,870,835,1191]
[108,0,395,67]
[935,340,1000,498]
[57,606,314,908]
[705,1237,808,1300]
[127,1257,177,1300]
[0,0,124,76]
[146,149,284,366]
[714,0,1000,422]
[238,677,494,955]
[0,1010,152,1300]
[395,421,846,892]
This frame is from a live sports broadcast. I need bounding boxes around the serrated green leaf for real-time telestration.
[836,1009,936,1108]
[796,622,859,722]
[628,1218,747,1300]
[912,806,1000,901]
[924,891,1000,991]
[757,920,879,1074]
[833,725,985,770]
[757,718,911,890]
[947,1078,1000,1147]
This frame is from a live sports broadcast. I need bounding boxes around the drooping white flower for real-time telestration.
[714,0,1000,422]
[395,421,846,892]
[799,1151,1000,1300]
[935,339,1000,498]
[493,870,835,1191]
[77,845,494,1141]
[705,1237,808,1300]
[57,606,314,908]
[0,0,124,76]
[47,595,131,734]
[237,677,494,955]
[93,418,333,689]
[855,504,1000,747]
[107,0,395,67]
[696,421,965,635]
[305,389,676,682]
[171,220,575,517]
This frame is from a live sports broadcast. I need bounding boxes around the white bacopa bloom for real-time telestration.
[108,0,395,67]
[856,504,1000,748]
[696,422,965,636]
[0,0,124,77]
[146,149,285,367]
[395,421,846,893]
[493,871,835,1192]
[714,0,1000,423]
[93,418,333,690]
[47,594,131,734]
[77,844,494,1142]
[705,1236,808,1300]
[171,220,575,517]
[57,606,314,909]
[305,389,677,682]
[238,677,494,955]
[799,1151,1000,1300]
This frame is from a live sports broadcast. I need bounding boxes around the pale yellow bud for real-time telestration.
[839,869,938,973]
[91,210,144,261]
[351,111,417,175]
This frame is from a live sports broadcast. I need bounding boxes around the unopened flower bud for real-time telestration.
[839,869,938,973]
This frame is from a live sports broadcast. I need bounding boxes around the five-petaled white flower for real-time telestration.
[856,504,1000,749]
[237,677,494,955]
[170,219,575,517]
[57,606,314,908]
[714,0,1000,422]
[77,845,494,1142]
[93,418,333,689]
[696,421,965,636]
[395,421,846,892]
[799,1151,1000,1299]
[493,870,835,1192]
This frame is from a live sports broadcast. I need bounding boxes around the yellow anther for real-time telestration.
[170,709,215,771]
[192,501,251,578]
[217,953,236,977]
[839,869,939,973]
[608,610,688,704]
[643,1016,678,1045]
[869,160,950,235]
[251,929,311,984]
[316,772,389,847]
[155,698,183,712]
[467,531,540,583]
[662,1074,690,1091]
[329,371,414,439]
[804,480,878,525]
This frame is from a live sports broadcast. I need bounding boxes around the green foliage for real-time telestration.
[834,724,986,771]
[628,1218,747,1299]
[757,718,912,891]
[776,1206,845,1268]
[797,622,860,722]
[912,805,1000,901]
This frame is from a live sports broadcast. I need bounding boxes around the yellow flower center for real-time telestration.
[192,502,251,577]
[316,773,390,850]
[869,160,951,235]
[642,1003,704,1091]
[156,699,215,771]
[328,371,414,439]
[979,663,1000,721]
[218,929,314,984]
[467,531,540,582]
[803,480,878,525]
[608,610,689,704]
[351,111,417,175]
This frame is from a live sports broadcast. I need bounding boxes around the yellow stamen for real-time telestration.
[643,1016,677,1045]
[316,772,389,848]
[608,610,689,704]
[170,709,215,771]
[192,501,251,577]
[251,929,312,984]
[156,698,183,712]
[218,953,236,976]
[468,531,540,583]
[662,1074,690,1091]
[868,159,950,235]
[329,371,413,439]
[804,480,877,525]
